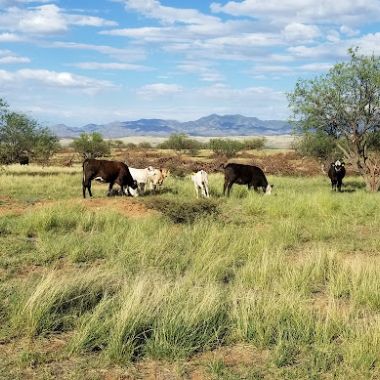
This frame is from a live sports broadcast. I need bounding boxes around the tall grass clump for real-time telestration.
[106,276,169,363]
[146,281,228,360]
[144,197,220,223]
[17,269,118,336]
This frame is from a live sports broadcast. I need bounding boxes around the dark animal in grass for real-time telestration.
[19,156,29,165]
[328,160,346,192]
[82,158,138,198]
[222,162,272,197]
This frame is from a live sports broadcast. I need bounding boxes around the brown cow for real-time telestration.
[82,158,137,198]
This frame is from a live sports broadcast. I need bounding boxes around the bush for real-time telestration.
[208,138,244,158]
[138,142,152,149]
[292,132,339,161]
[71,132,110,159]
[243,138,266,150]
[145,198,220,223]
[158,133,204,155]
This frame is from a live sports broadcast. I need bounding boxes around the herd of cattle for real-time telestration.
[82,158,346,198]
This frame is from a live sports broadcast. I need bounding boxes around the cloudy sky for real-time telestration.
[1,0,380,127]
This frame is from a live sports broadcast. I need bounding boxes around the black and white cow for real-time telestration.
[328,160,346,192]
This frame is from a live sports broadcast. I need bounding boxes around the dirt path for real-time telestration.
[0,196,153,218]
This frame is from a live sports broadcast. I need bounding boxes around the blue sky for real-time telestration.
[1,0,380,127]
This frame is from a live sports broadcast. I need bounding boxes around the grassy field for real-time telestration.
[1,164,380,379]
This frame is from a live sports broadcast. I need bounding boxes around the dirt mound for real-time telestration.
[78,198,153,217]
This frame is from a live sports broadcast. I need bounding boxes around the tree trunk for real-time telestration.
[338,142,380,192]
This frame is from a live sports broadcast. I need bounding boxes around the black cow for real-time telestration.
[223,163,272,196]
[82,158,138,198]
[328,160,346,192]
[19,156,29,165]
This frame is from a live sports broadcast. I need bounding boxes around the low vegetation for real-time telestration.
[1,164,380,378]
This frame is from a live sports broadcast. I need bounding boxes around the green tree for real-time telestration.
[243,137,266,150]
[71,132,110,159]
[208,138,244,158]
[0,100,59,164]
[288,48,380,191]
[158,133,203,155]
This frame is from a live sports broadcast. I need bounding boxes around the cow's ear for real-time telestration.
[341,162,345,166]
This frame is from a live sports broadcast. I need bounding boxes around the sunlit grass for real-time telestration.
[1,166,380,378]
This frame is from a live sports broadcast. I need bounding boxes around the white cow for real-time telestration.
[126,166,170,196]
[126,167,155,196]
[146,167,170,191]
[191,170,210,198]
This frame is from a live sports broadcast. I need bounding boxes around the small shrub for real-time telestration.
[138,142,152,149]
[208,138,244,158]
[243,138,266,150]
[145,198,220,223]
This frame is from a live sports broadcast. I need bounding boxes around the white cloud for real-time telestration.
[0,32,23,42]
[72,62,150,71]
[0,4,117,35]
[137,83,183,97]
[211,0,380,27]
[0,49,30,64]
[0,68,116,93]
[123,0,220,25]
[282,23,320,43]
[51,41,147,62]
[177,61,224,82]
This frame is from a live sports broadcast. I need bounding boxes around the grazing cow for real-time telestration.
[192,170,210,198]
[19,156,29,165]
[126,167,156,196]
[82,158,137,198]
[146,167,170,191]
[223,163,272,197]
[328,160,346,192]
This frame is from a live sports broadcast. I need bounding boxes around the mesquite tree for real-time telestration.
[288,49,380,191]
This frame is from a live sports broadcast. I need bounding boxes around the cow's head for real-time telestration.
[265,184,273,195]
[157,168,170,185]
[333,160,345,172]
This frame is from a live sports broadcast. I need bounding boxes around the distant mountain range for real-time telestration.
[50,114,292,138]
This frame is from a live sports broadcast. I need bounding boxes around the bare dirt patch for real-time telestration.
[76,198,154,218]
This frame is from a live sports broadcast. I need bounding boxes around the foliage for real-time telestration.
[3,170,380,377]
[242,137,266,150]
[208,138,244,157]
[145,197,220,223]
[0,100,59,165]
[71,132,110,159]
[293,132,340,161]
[138,141,152,149]
[158,133,204,155]
[288,48,380,191]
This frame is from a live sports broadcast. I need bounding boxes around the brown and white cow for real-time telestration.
[82,158,137,198]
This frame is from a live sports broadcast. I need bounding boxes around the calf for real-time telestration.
[328,160,346,192]
[192,170,210,198]
[146,167,170,191]
[223,163,272,197]
[82,158,137,198]
[19,156,29,165]
[127,167,155,196]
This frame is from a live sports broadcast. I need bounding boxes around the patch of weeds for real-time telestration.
[144,197,220,223]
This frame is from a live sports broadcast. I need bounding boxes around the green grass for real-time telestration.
[1,165,380,378]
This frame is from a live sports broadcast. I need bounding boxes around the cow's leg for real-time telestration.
[223,178,229,196]
[201,183,207,197]
[203,183,210,198]
[226,181,234,197]
[107,182,114,196]
[337,178,342,192]
[83,178,92,198]
[194,183,199,198]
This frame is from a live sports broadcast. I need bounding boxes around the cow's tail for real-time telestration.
[82,159,89,198]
